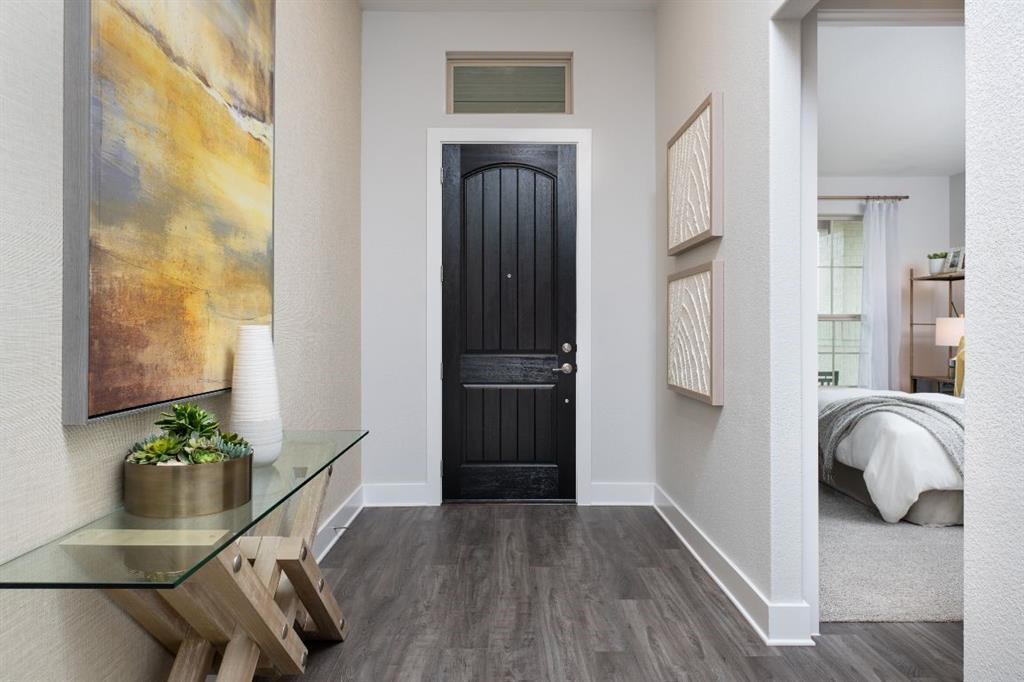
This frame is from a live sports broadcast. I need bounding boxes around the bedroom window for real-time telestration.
[818,217,864,386]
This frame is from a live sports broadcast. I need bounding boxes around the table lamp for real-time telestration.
[935,316,965,380]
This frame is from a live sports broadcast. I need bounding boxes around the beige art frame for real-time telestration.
[667,92,724,255]
[667,260,724,405]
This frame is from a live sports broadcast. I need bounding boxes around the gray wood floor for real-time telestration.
[288,505,962,681]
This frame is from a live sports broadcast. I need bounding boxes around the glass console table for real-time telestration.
[0,429,367,680]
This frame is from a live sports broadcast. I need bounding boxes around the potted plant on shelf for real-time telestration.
[124,403,254,518]
[927,251,948,275]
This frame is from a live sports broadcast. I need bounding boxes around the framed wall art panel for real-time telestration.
[667,261,724,405]
[667,92,723,255]
[63,0,275,423]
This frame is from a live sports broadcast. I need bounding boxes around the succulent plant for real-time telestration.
[155,403,219,440]
[124,404,252,466]
[127,434,184,465]
[214,433,253,460]
[189,449,226,465]
[181,436,227,464]
[219,431,250,447]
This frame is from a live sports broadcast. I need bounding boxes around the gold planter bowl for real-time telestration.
[124,457,252,518]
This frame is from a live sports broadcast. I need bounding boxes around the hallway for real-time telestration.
[292,506,963,681]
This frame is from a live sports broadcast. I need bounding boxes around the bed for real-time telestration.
[818,387,964,526]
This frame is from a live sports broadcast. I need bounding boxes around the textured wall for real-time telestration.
[0,3,176,678]
[274,0,362,518]
[963,1,1024,678]
[654,0,778,595]
[361,10,657,490]
[0,2,361,679]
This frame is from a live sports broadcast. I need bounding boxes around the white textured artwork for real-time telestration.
[668,261,723,405]
[669,107,710,247]
[667,93,722,254]
[668,271,711,393]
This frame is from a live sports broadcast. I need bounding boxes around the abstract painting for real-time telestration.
[667,261,724,405]
[63,0,274,422]
[667,92,723,255]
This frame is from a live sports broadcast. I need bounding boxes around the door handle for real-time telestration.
[552,363,574,375]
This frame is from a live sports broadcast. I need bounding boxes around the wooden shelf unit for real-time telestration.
[911,271,964,282]
[908,268,964,392]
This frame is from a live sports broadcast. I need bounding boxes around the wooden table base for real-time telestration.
[106,467,347,681]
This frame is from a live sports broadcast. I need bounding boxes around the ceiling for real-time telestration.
[818,25,965,177]
[360,0,656,10]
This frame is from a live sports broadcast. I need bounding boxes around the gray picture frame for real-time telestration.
[62,1,275,424]
[62,0,91,424]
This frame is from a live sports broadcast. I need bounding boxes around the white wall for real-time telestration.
[964,1,1024,678]
[654,0,811,644]
[817,24,965,178]
[0,2,361,678]
[817,176,962,389]
[360,10,657,501]
[948,171,966,317]
[948,171,966,247]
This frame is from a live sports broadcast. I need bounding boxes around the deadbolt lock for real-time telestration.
[561,342,573,353]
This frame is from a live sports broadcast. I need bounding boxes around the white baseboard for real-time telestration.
[313,485,364,562]
[362,481,437,507]
[652,484,813,646]
[589,482,653,505]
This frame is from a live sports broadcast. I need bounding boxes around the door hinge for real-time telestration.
[440,165,445,185]
[440,361,443,380]
[440,265,444,284]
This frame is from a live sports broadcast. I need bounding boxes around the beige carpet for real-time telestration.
[820,485,963,622]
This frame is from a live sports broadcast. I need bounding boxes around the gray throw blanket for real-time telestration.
[818,394,965,482]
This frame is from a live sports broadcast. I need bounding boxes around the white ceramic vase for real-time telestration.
[230,325,283,467]
[928,258,946,275]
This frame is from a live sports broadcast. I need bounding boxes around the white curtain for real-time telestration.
[858,200,901,389]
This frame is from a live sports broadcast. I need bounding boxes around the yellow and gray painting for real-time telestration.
[88,0,274,416]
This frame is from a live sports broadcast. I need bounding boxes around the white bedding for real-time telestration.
[818,387,964,523]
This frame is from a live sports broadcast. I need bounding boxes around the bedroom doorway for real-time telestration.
[811,9,965,623]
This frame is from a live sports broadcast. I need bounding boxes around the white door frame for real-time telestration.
[772,0,965,639]
[424,128,593,505]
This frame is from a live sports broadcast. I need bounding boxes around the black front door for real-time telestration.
[441,144,577,501]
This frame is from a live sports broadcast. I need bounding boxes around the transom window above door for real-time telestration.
[446,52,573,114]
[818,216,864,387]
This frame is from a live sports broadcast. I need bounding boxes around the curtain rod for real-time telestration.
[818,195,910,201]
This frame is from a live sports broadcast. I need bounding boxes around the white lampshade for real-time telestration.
[935,317,965,347]
[230,325,283,467]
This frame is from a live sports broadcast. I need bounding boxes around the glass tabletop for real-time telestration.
[0,430,367,589]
